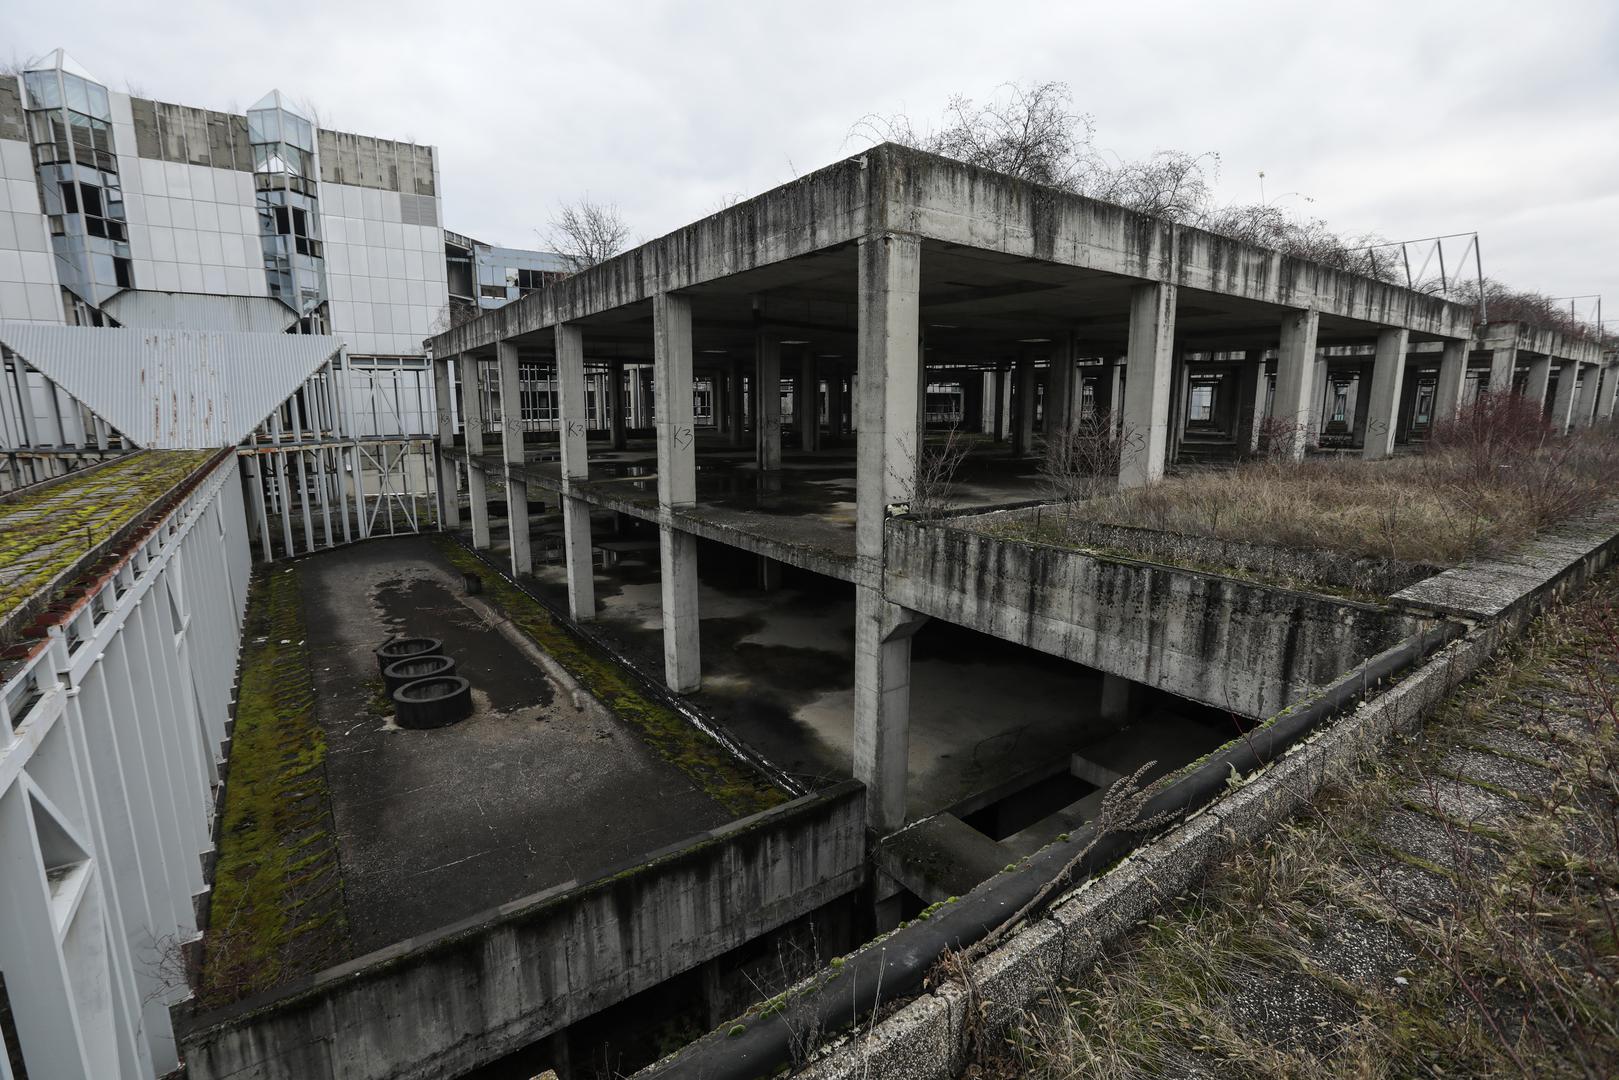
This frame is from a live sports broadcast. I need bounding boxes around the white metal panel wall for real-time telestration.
[0,456,251,1079]
[321,180,448,358]
[0,136,66,324]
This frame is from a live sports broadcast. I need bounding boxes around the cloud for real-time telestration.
[6,0,1615,315]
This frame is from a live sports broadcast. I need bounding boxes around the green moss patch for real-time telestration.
[0,449,217,634]
[198,565,349,1008]
[433,536,787,817]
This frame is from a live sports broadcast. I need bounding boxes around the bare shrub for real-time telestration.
[1429,389,1554,482]
[906,425,973,518]
[1039,415,1128,510]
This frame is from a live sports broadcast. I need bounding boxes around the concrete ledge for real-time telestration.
[885,518,1436,718]
[789,516,1619,1080]
[179,781,867,1080]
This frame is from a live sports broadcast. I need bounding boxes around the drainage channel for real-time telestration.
[641,619,1464,1080]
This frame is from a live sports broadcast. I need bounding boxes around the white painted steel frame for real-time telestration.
[0,456,252,1079]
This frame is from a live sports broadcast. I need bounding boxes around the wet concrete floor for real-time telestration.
[298,535,734,954]
[477,511,1119,823]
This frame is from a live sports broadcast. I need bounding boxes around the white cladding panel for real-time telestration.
[0,322,340,447]
[0,136,66,323]
[321,180,448,358]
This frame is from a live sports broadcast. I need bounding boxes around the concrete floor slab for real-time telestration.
[298,536,734,954]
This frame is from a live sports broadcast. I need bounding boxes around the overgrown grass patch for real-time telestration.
[432,536,787,818]
[198,564,349,1009]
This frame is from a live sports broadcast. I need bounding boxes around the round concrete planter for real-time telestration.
[375,637,442,677]
[381,654,457,696]
[392,675,473,729]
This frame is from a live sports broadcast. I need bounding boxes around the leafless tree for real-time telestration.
[543,197,632,273]
[905,426,973,518]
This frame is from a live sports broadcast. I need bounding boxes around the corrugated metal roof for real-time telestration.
[0,322,341,449]
[102,290,299,333]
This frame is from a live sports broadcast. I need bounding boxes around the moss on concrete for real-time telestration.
[198,565,349,1008]
[0,449,217,635]
[432,536,786,817]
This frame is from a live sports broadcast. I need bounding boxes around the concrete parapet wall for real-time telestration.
[883,519,1435,718]
[951,507,1438,598]
[180,781,867,1080]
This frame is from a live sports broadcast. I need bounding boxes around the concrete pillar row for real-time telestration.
[432,357,461,528]
[556,323,596,622]
[496,341,533,576]
[1433,339,1468,425]
[852,231,923,834]
[1270,309,1321,462]
[1234,348,1266,454]
[652,292,701,694]
[1362,328,1410,461]
[458,354,491,549]
[1046,340,1074,437]
[1118,282,1177,488]
[756,336,782,470]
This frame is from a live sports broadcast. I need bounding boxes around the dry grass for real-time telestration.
[1029,399,1619,566]
[966,570,1619,1080]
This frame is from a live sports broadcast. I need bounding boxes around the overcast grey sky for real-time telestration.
[6,0,1616,325]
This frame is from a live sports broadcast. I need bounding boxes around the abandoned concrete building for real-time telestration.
[2,134,1617,1080]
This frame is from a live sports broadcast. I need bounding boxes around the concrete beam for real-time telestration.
[1270,310,1320,462]
[1361,328,1409,461]
[653,292,700,692]
[459,355,490,549]
[497,341,532,576]
[1118,282,1177,488]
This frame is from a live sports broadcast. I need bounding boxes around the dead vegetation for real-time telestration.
[996,394,1619,566]
[964,567,1619,1080]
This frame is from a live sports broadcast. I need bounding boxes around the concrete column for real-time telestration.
[1011,356,1036,457]
[556,323,596,621]
[1551,359,1581,434]
[1233,349,1265,454]
[1525,356,1553,410]
[497,341,532,575]
[653,292,700,693]
[1598,363,1618,422]
[992,367,1007,442]
[1575,362,1600,429]
[1099,673,1136,725]
[1362,328,1410,460]
[1046,342,1074,437]
[800,352,818,451]
[755,336,782,470]
[608,361,627,450]
[1270,309,1321,462]
[728,357,745,447]
[827,369,846,440]
[1489,342,1517,395]
[432,357,461,528]
[854,231,924,833]
[1118,282,1177,488]
[1434,339,1468,424]
[459,354,491,548]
